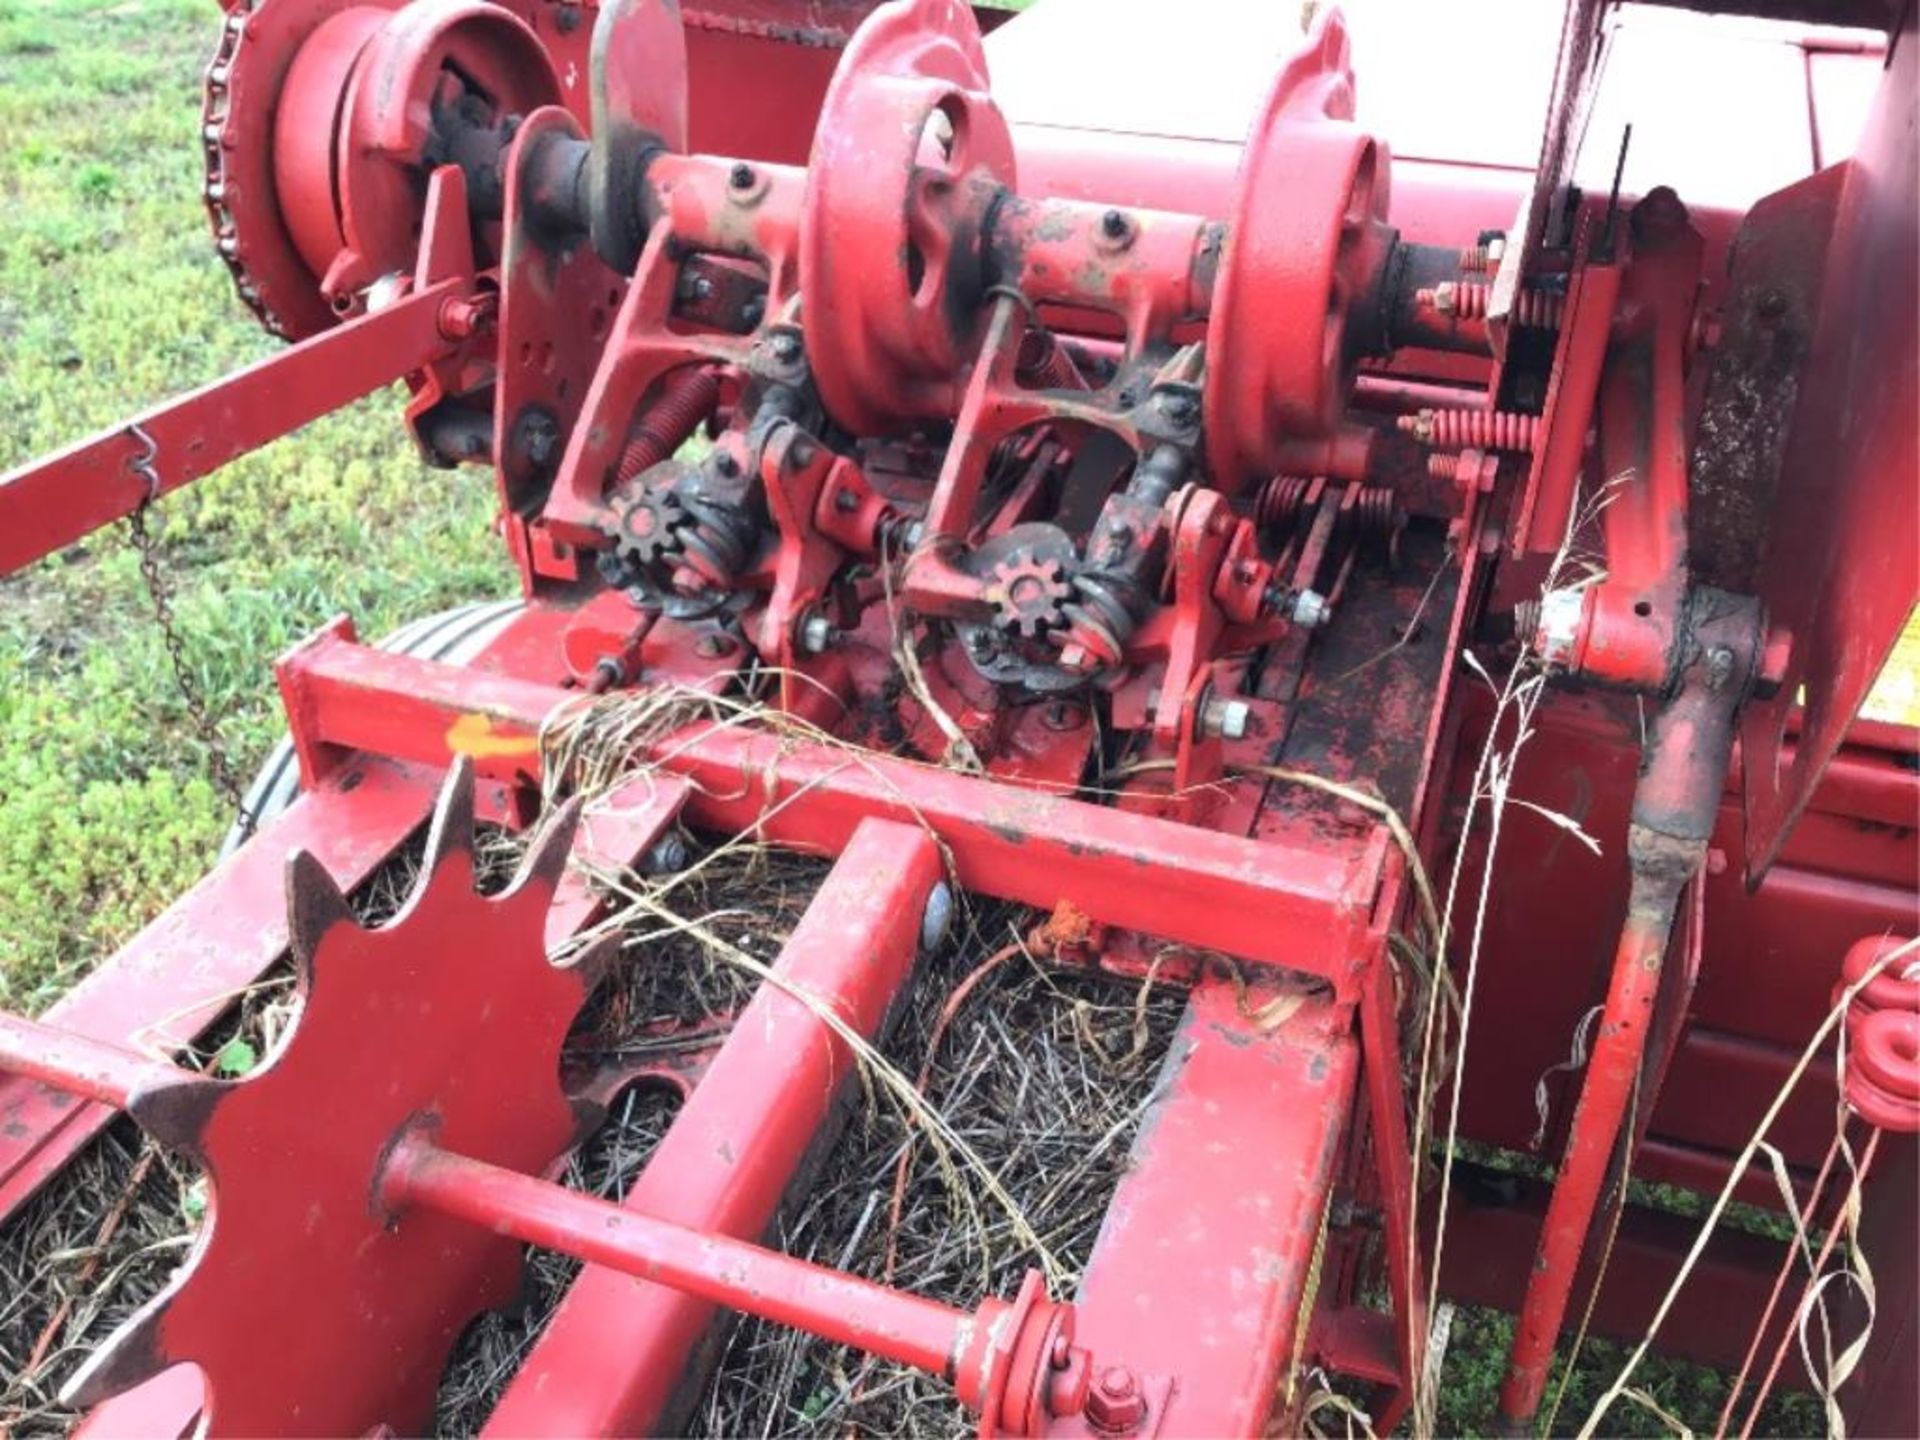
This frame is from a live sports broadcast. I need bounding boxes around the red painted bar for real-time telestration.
[0,1013,179,1110]
[1056,981,1358,1436]
[490,817,942,1434]
[276,632,1386,983]
[385,1141,973,1398]
[0,280,467,578]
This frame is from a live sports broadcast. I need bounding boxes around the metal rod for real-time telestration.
[1498,600,1756,1429]
[0,1012,181,1110]
[381,1136,970,1381]
[0,277,470,577]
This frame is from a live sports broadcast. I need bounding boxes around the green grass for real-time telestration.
[0,3,1847,1435]
[0,0,514,1011]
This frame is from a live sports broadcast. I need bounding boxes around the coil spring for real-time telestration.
[1015,328,1086,391]
[1400,408,1539,452]
[1254,474,1313,533]
[672,493,757,590]
[1419,281,1564,329]
[1352,483,1398,541]
[1059,570,1137,667]
[616,369,721,486]
[1459,239,1504,275]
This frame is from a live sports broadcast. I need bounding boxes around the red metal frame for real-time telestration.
[0,0,1916,1434]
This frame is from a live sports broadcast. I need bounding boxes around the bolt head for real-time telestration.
[1531,586,1585,666]
[1041,699,1087,732]
[729,162,755,191]
[1085,1364,1146,1434]
[799,612,834,654]
[1290,589,1331,629]
[920,882,955,952]
[770,331,803,363]
[1101,208,1129,239]
[641,832,689,875]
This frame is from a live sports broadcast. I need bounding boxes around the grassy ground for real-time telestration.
[0,0,516,1011]
[0,1,1897,1434]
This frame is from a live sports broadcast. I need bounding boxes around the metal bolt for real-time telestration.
[1704,644,1736,692]
[769,331,803,364]
[641,831,689,875]
[799,611,834,654]
[693,631,737,659]
[1290,589,1331,629]
[1530,586,1585,667]
[1100,208,1130,241]
[900,519,926,550]
[919,882,955,952]
[1085,1364,1146,1434]
[1201,696,1252,740]
[729,162,755,191]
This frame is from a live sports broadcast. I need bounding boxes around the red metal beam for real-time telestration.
[275,625,1387,985]
[1058,981,1359,1436]
[487,817,940,1434]
[0,278,471,577]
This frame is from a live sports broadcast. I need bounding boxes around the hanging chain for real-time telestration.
[123,426,257,840]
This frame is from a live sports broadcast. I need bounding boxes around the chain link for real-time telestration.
[123,427,257,840]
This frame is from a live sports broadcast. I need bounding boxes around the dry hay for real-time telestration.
[694,905,1185,1438]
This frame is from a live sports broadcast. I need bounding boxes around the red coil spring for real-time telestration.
[1400,408,1539,452]
[1458,240,1502,275]
[615,368,721,486]
[1833,935,1920,1132]
[1426,281,1564,329]
[1254,474,1313,533]
[1016,328,1087,391]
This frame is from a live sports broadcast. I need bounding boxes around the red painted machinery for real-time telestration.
[1,0,1915,1434]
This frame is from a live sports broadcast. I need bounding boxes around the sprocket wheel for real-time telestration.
[63,762,609,1435]
[986,553,1072,641]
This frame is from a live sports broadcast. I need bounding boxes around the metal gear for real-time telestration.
[202,0,560,340]
[986,554,1072,640]
[609,484,692,571]
[201,0,394,340]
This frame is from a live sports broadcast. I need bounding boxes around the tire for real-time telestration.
[218,599,526,858]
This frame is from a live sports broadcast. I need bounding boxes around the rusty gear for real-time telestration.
[608,486,691,572]
[987,554,1072,640]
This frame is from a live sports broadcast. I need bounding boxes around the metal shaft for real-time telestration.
[382,1136,969,1383]
[0,1013,179,1110]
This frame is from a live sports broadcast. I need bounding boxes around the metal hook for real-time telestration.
[125,423,161,506]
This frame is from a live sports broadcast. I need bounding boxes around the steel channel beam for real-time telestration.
[486,817,940,1433]
[1057,980,1358,1436]
[276,628,1385,984]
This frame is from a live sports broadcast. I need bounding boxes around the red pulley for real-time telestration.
[1202,8,1392,493]
[799,0,1015,436]
[215,0,562,338]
